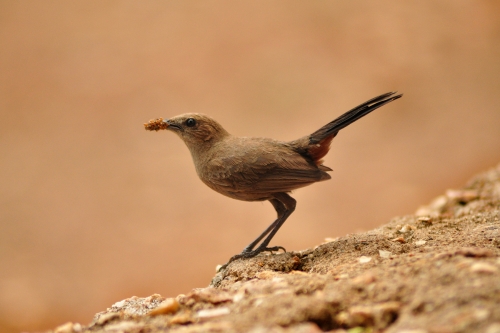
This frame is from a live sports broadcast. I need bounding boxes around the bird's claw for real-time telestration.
[217,246,287,272]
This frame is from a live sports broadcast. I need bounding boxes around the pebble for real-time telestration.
[416,195,448,216]
[445,189,478,202]
[417,216,433,227]
[104,321,143,332]
[392,237,406,243]
[169,312,193,325]
[399,224,416,233]
[336,273,349,279]
[148,298,180,316]
[54,322,76,333]
[197,307,230,319]
[73,323,82,333]
[473,308,490,321]
[232,289,246,303]
[111,300,126,308]
[359,256,372,264]
[379,250,393,258]
[256,270,280,280]
[415,240,427,246]
[469,262,498,274]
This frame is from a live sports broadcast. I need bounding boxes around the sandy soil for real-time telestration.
[47,163,500,333]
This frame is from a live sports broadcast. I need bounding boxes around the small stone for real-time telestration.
[256,271,279,279]
[455,259,474,269]
[111,300,126,308]
[148,298,180,316]
[359,256,372,264]
[415,240,427,246]
[187,288,234,304]
[399,224,415,233]
[470,262,498,274]
[446,189,478,203]
[430,195,448,211]
[324,237,338,243]
[54,322,75,333]
[72,323,82,333]
[417,216,432,227]
[473,308,490,321]
[104,321,142,332]
[197,307,230,319]
[415,207,432,217]
[144,294,164,305]
[379,250,393,258]
[232,290,246,303]
[392,237,406,243]
[169,311,193,325]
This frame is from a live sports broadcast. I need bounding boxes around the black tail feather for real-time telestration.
[309,92,402,144]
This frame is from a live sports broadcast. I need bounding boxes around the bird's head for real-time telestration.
[162,113,230,150]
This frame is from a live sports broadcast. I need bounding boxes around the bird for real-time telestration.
[145,91,402,267]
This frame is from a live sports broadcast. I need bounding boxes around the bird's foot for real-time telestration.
[217,246,286,272]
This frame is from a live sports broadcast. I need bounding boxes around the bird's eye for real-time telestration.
[185,118,196,127]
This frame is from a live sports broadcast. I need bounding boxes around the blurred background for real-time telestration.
[1,1,500,332]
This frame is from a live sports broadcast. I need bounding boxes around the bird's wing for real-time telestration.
[204,139,330,196]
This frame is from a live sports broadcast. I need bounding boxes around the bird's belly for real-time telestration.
[200,177,271,202]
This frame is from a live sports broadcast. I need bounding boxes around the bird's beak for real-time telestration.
[164,119,183,131]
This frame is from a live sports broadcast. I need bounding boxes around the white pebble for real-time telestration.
[379,250,393,258]
[197,307,230,319]
[359,256,372,264]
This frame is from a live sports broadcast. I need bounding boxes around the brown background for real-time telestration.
[1,1,499,332]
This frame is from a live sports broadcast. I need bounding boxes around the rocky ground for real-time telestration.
[49,164,500,333]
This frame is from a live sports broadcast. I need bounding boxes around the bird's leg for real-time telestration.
[240,198,285,253]
[252,193,296,253]
[219,193,296,270]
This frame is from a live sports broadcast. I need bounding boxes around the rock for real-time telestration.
[54,322,76,333]
[379,250,393,258]
[358,256,372,264]
[196,307,230,319]
[148,298,180,316]
[469,262,498,274]
[392,237,406,243]
[446,189,479,203]
[103,320,143,332]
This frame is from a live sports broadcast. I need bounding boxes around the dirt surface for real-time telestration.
[49,164,500,333]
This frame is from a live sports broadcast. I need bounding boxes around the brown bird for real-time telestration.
[145,92,402,266]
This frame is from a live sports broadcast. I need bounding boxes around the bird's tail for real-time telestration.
[309,91,402,144]
[299,92,402,166]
